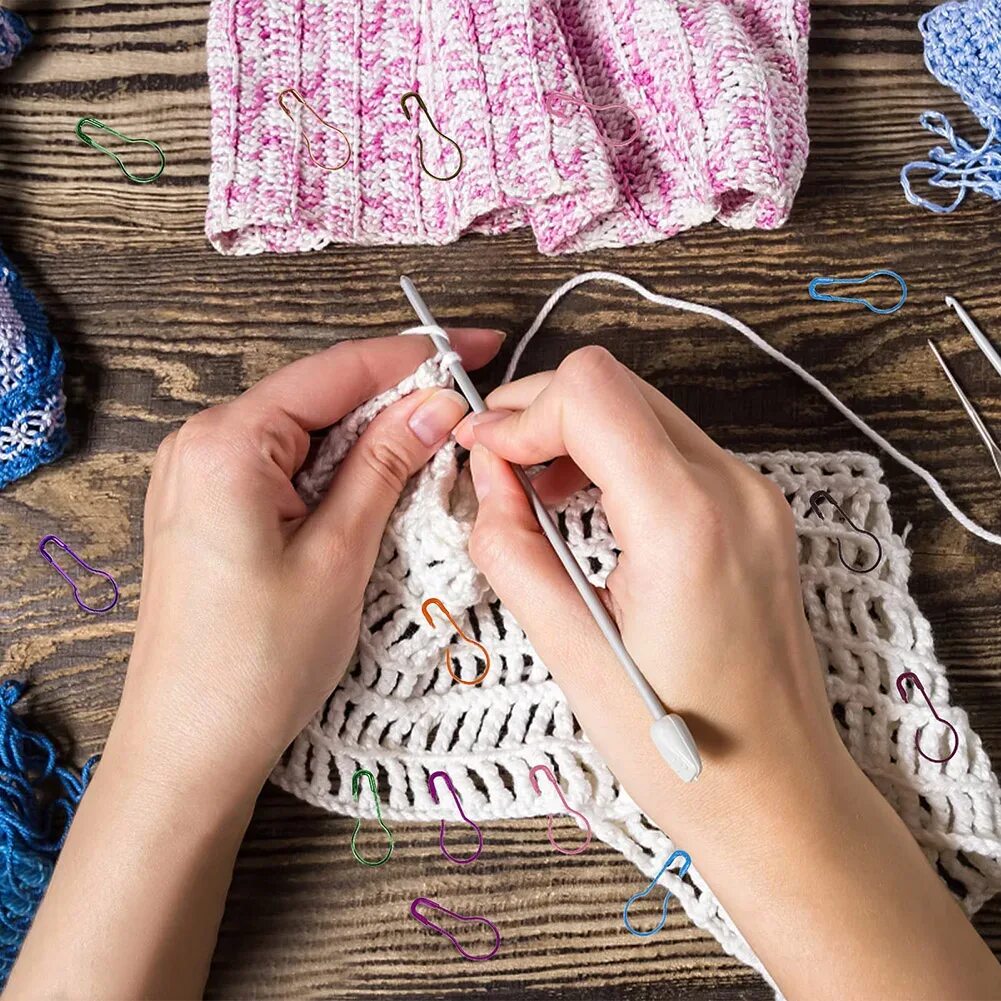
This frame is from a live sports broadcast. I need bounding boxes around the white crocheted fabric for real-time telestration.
[276,352,1001,988]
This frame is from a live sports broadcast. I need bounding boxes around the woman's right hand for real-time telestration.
[455,345,1001,1001]
[455,344,845,834]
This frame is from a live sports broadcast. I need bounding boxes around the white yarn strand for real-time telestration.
[503,270,1001,548]
[399,324,461,370]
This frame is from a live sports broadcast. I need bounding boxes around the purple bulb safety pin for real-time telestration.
[427,770,484,865]
[38,535,119,615]
[409,897,501,961]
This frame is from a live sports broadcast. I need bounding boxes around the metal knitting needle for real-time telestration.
[400,276,702,783]
[946,296,1001,381]
[928,339,1001,482]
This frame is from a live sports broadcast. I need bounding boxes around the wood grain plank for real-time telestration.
[1,0,1000,996]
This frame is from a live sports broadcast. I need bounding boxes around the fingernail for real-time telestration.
[470,444,492,499]
[408,389,469,446]
[454,412,477,449]
[447,327,507,347]
[469,409,510,439]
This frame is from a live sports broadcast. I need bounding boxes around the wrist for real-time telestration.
[102,695,270,825]
[655,728,863,859]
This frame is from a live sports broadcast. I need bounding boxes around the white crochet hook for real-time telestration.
[400,276,703,783]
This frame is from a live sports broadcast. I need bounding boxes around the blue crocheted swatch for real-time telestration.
[0,249,68,489]
[902,0,1001,212]
[0,7,30,71]
[0,8,65,489]
[922,0,1001,130]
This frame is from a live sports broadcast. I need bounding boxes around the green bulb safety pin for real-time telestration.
[350,768,395,867]
[75,117,166,184]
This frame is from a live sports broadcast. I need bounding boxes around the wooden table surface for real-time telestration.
[2,0,1000,997]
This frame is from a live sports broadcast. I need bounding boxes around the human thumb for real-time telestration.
[306,387,469,554]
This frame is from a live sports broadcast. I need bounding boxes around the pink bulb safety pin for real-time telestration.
[409,897,501,961]
[528,764,593,855]
[542,91,640,149]
[38,535,119,614]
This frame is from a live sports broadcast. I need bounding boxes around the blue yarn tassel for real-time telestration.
[901,112,1001,213]
[0,680,94,984]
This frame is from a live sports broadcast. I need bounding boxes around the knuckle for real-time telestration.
[358,438,414,496]
[153,430,179,465]
[757,476,797,537]
[468,520,505,574]
[172,409,247,479]
[557,345,620,390]
[254,417,303,471]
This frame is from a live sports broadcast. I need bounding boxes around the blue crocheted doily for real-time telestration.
[902,0,1001,212]
[0,7,30,71]
[0,249,68,489]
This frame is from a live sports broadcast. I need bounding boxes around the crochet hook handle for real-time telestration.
[399,276,702,783]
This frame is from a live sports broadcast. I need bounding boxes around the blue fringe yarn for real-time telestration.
[902,0,1001,213]
[0,679,93,985]
[902,112,1001,213]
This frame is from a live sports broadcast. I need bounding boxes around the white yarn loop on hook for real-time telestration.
[502,270,1001,548]
[399,324,461,370]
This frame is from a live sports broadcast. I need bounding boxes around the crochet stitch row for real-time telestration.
[280,352,1001,996]
[206,0,810,255]
[922,0,1001,130]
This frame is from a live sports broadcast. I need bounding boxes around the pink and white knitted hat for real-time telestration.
[206,0,810,256]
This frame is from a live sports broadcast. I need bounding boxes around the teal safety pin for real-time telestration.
[808,270,907,315]
[76,117,166,184]
[623,849,691,938]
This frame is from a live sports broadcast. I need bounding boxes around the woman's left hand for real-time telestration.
[114,329,503,802]
[6,330,504,1001]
